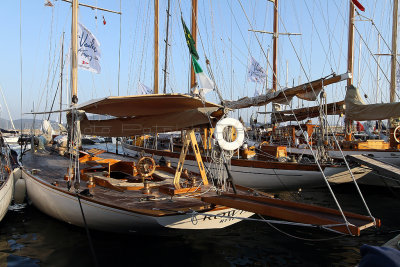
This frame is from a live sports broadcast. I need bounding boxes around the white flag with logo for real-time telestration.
[138,82,153,95]
[247,56,266,84]
[78,23,101,74]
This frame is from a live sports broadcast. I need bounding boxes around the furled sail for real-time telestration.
[271,100,345,122]
[223,72,351,110]
[345,84,400,121]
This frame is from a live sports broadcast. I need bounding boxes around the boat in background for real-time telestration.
[0,134,18,221]
[122,137,371,190]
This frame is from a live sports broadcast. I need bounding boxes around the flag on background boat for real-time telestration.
[78,23,101,74]
[181,17,199,60]
[191,55,214,93]
[356,121,364,132]
[248,56,267,84]
[138,82,153,95]
[351,0,365,12]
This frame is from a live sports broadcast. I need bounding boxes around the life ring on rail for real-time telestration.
[394,126,400,143]
[215,118,245,151]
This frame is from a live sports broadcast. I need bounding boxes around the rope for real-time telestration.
[258,215,347,241]
[189,211,348,240]
[76,193,99,267]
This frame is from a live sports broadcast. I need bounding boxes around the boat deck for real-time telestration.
[21,148,256,217]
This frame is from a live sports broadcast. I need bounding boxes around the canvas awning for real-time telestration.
[76,94,221,117]
[345,85,400,121]
[80,107,220,137]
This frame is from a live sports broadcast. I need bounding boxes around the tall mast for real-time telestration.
[390,0,398,105]
[345,0,355,141]
[272,0,278,92]
[60,32,64,124]
[347,1,355,88]
[163,0,171,94]
[154,0,159,94]
[71,0,78,104]
[190,0,198,90]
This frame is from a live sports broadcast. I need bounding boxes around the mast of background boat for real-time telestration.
[0,86,16,132]
[345,1,355,141]
[190,0,198,91]
[264,48,270,124]
[60,32,64,125]
[272,0,278,93]
[390,0,398,113]
[154,0,159,94]
[389,0,399,146]
[163,0,171,94]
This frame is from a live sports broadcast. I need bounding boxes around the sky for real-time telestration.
[0,0,396,126]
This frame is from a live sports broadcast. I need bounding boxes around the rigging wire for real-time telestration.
[19,0,23,160]
[277,5,377,229]
[117,0,122,96]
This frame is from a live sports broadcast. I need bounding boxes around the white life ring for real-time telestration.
[215,118,245,151]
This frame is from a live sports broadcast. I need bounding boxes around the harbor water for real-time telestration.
[1,144,400,266]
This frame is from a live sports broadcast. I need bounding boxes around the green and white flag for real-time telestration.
[191,55,214,93]
[181,17,199,60]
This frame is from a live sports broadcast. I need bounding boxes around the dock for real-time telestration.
[347,155,400,182]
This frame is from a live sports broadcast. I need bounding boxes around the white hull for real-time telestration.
[0,170,14,222]
[4,136,19,144]
[288,147,400,166]
[122,144,369,190]
[22,168,253,233]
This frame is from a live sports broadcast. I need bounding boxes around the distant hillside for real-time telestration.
[0,118,63,130]
[0,118,12,129]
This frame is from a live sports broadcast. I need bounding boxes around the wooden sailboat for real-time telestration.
[19,0,257,232]
[268,0,400,189]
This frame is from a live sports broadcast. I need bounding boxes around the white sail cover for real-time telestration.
[345,84,400,120]
[224,72,350,110]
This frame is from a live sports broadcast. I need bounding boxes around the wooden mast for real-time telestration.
[71,0,78,104]
[190,0,198,90]
[272,0,278,92]
[345,0,355,141]
[154,0,159,94]
[390,0,399,147]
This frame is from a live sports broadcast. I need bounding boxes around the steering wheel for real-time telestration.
[137,156,156,177]
[394,126,400,143]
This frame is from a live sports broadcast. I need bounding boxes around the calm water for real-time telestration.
[1,144,400,266]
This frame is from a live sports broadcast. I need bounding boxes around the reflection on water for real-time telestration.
[1,144,399,266]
